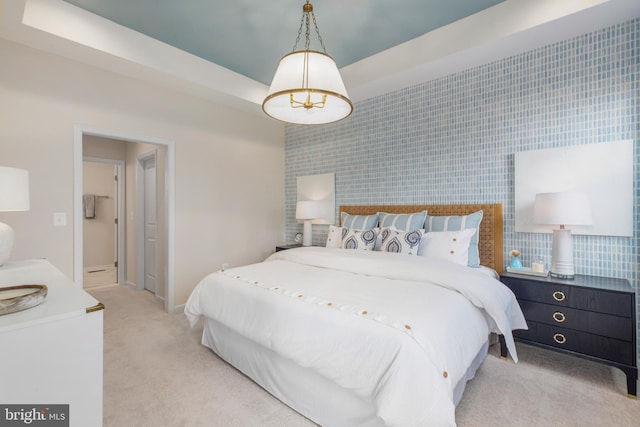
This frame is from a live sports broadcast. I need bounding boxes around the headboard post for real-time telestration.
[339,204,503,274]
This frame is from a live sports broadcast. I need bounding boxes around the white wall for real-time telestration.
[0,39,285,306]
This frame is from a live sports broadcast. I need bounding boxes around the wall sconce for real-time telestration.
[0,167,30,266]
[533,192,593,279]
[296,201,321,246]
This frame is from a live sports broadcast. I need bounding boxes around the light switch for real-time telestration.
[53,212,67,227]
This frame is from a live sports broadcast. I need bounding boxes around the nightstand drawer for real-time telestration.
[518,300,634,341]
[516,321,635,366]
[502,277,633,317]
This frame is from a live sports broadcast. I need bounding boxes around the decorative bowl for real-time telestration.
[0,284,48,316]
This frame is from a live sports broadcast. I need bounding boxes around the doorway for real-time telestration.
[137,151,158,294]
[74,126,176,312]
[82,158,124,288]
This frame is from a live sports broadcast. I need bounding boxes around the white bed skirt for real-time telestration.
[201,318,489,426]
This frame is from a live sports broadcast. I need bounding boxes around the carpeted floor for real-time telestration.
[88,285,640,426]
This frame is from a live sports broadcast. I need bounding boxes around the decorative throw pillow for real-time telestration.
[377,210,427,231]
[341,228,378,251]
[340,212,379,230]
[325,225,347,248]
[423,210,483,267]
[379,228,424,255]
[418,228,476,266]
[373,226,386,251]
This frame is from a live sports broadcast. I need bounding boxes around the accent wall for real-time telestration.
[285,19,639,359]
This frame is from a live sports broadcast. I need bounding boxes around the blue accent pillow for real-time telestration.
[341,212,379,230]
[423,210,483,267]
[377,210,427,231]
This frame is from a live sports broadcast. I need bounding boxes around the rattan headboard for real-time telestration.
[339,204,503,274]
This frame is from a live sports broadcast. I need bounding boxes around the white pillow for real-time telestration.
[325,225,346,248]
[379,228,423,255]
[423,211,483,267]
[341,229,378,251]
[418,228,476,265]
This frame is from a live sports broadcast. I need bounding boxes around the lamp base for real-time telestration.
[302,220,313,246]
[0,222,15,266]
[549,228,575,280]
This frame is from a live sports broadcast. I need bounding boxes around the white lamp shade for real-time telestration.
[296,200,322,220]
[0,167,29,211]
[263,50,353,125]
[533,192,593,226]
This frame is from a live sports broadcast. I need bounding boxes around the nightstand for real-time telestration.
[275,244,302,252]
[500,271,637,397]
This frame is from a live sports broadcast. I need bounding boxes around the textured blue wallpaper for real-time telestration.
[285,19,639,359]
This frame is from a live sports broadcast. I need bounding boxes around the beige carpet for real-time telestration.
[88,285,640,427]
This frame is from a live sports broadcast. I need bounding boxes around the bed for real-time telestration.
[185,204,526,426]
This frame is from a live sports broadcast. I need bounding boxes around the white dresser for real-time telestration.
[0,259,103,427]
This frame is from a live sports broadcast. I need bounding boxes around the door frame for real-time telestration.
[82,157,125,286]
[73,125,176,313]
[136,150,157,293]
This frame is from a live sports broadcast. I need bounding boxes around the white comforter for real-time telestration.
[185,247,526,426]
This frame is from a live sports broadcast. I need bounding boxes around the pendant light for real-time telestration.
[262,1,353,125]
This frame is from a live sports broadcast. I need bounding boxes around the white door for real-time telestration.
[143,156,157,293]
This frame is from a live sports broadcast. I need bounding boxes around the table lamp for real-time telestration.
[296,200,321,246]
[533,192,592,279]
[0,167,30,266]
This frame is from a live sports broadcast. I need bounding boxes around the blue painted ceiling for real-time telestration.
[63,0,504,85]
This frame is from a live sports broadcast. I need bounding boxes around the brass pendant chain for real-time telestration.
[292,2,327,54]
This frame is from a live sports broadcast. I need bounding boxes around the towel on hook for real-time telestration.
[83,194,96,219]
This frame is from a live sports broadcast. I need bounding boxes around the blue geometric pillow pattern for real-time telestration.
[423,210,483,267]
[340,212,379,230]
[379,228,424,255]
[341,228,378,250]
[377,210,427,231]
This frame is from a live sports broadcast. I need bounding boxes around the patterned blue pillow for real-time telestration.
[341,212,379,230]
[341,229,378,250]
[378,210,427,231]
[423,210,483,267]
[379,228,424,255]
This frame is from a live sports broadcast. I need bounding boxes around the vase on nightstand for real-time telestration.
[509,250,523,270]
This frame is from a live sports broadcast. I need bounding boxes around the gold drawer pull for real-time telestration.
[552,291,566,302]
[552,311,566,323]
[553,333,567,344]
